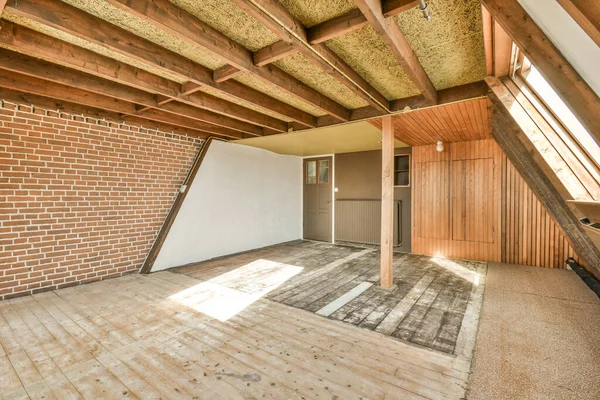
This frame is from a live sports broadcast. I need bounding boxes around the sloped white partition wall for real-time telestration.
[151,141,302,271]
[517,0,600,97]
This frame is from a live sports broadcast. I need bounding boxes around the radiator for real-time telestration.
[335,199,382,245]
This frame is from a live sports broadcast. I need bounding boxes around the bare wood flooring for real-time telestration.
[176,241,486,357]
[1,245,474,399]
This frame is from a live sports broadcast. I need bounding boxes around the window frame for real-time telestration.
[511,48,600,174]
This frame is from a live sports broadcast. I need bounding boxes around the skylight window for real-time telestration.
[518,60,600,169]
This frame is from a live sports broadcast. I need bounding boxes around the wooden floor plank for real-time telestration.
[0,241,480,399]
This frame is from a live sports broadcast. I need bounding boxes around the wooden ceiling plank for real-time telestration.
[463,97,482,137]
[556,0,600,48]
[355,0,437,104]
[316,81,488,131]
[213,65,243,83]
[482,0,600,147]
[100,0,349,121]
[458,101,478,137]
[4,0,317,128]
[472,98,486,140]
[230,0,390,113]
[432,106,459,142]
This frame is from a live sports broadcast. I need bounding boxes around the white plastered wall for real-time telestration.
[151,140,302,271]
[517,0,600,97]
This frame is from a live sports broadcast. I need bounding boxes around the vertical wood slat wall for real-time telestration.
[412,139,503,262]
[412,138,580,268]
[502,156,580,268]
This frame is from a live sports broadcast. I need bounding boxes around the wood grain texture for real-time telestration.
[412,139,502,262]
[370,97,492,146]
[482,0,600,147]
[488,78,600,279]
[556,0,600,48]
[213,64,243,83]
[380,116,395,288]
[100,0,350,121]
[230,0,390,113]
[176,240,485,361]
[355,0,438,104]
[502,157,581,268]
[0,264,473,399]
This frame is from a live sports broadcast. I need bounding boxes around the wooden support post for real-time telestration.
[380,116,394,288]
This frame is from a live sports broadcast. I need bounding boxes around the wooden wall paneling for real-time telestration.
[501,158,581,269]
[381,98,491,146]
[412,139,502,262]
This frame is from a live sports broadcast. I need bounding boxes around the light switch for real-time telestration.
[334,187,339,192]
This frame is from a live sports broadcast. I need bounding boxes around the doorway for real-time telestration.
[303,157,332,242]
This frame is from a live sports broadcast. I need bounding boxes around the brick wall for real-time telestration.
[0,101,204,300]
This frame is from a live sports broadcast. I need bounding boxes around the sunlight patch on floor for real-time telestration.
[432,257,480,285]
[169,259,303,321]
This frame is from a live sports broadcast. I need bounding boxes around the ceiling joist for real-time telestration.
[4,0,318,128]
[355,0,438,105]
[231,0,390,113]
[100,0,350,121]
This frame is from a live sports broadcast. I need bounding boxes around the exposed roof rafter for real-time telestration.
[4,0,318,128]
[100,0,350,121]
[230,0,391,113]
[354,0,438,104]
[482,0,600,147]
[556,0,600,48]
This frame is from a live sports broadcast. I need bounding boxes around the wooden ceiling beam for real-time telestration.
[299,80,488,130]
[0,0,7,18]
[0,87,214,138]
[0,22,276,135]
[355,0,438,104]
[488,76,600,279]
[382,0,419,18]
[0,50,259,137]
[482,0,600,147]
[99,0,349,121]
[213,65,244,83]
[556,0,600,48]
[481,5,493,76]
[253,40,297,67]
[308,8,370,44]
[231,0,390,113]
[0,70,244,139]
[4,0,316,128]
[492,21,512,77]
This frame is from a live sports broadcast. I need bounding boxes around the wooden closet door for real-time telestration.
[452,158,495,243]
[414,160,450,239]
